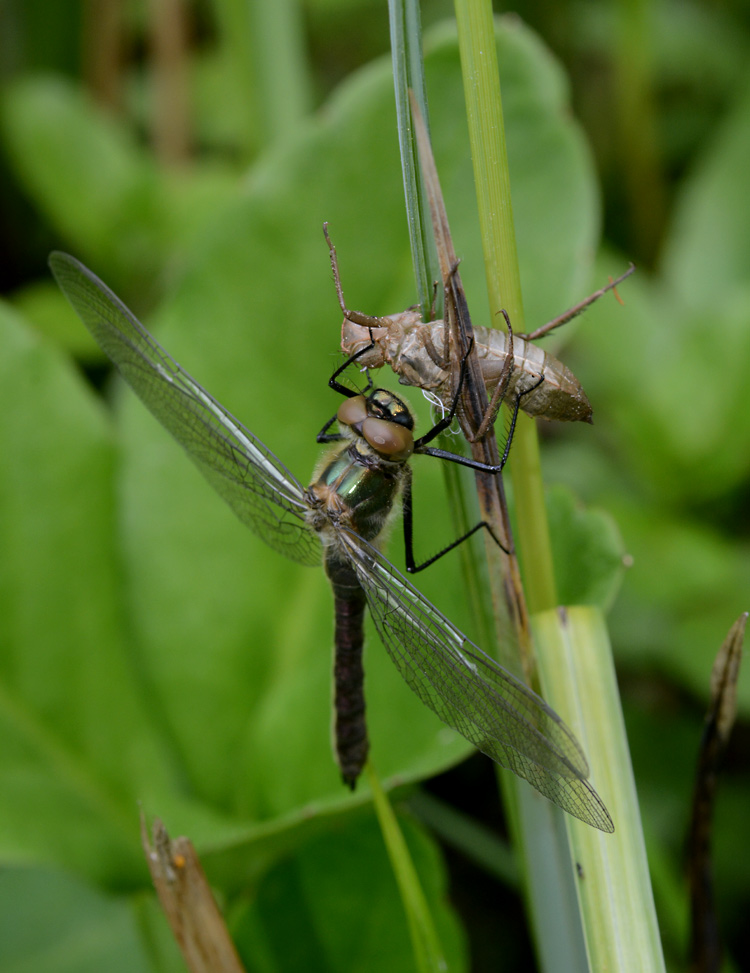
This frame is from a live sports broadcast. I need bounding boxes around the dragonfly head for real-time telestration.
[336,389,414,462]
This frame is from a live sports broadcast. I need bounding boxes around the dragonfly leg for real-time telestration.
[316,412,346,444]
[326,344,377,399]
[517,263,635,341]
[469,308,515,443]
[422,328,448,370]
[494,372,545,467]
[404,370,544,572]
[413,337,475,449]
[402,464,510,573]
[316,364,374,442]
[324,222,390,333]
[414,370,544,475]
[323,223,392,398]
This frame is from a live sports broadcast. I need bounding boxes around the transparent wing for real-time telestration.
[50,252,321,567]
[342,531,613,832]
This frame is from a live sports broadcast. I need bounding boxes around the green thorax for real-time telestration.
[315,443,403,545]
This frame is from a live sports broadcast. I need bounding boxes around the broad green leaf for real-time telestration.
[0,302,243,884]
[11,282,101,359]
[0,867,156,973]
[569,257,750,502]
[233,810,466,973]
[0,301,152,883]
[0,76,236,297]
[662,77,750,308]
[545,484,628,610]
[1,76,163,285]
[605,499,750,708]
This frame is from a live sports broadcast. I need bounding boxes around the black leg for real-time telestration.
[403,375,545,572]
[326,330,376,399]
[316,413,345,444]
[323,222,384,398]
[414,371,545,473]
[413,337,475,449]
[402,465,510,574]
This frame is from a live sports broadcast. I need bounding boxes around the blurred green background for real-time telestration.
[1,1,749,970]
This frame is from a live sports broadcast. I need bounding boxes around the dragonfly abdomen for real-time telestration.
[314,449,406,787]
[327,555,369,787]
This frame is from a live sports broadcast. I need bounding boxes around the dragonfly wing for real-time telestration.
[342,531,613,832]
[50,252,322,567]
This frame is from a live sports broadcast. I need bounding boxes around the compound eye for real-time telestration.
[362,416,414,460]
[337,395,368,428]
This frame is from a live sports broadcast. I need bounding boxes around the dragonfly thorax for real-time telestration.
[307,440,404,549]
[336,389,414,463]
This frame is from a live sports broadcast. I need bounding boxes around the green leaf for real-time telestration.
[605,500,750,705]
[11,282,102,359]
[0,301,244,885]
[234,810,466,973]
[0,867,156,973]
[545,484,628,610]
[571,257,750,502]
[662,77,750,309]
[369,767,446,972]
[0,76,236,297]
[0,301,153,883]
[1,76,163,282]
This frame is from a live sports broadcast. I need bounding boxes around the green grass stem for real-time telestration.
[367,764,447,973]
[534,607,666,971]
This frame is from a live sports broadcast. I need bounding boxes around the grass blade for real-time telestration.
[367,764,447,973]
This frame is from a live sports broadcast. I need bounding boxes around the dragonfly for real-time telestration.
[335,233,635,426]
[49,251,614,833]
